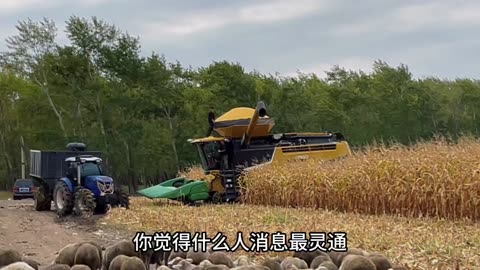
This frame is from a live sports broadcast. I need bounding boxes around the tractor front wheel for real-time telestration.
[53,181,74,216]
[74,188,96,218]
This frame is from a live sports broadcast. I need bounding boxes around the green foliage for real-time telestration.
[1,16,480,190]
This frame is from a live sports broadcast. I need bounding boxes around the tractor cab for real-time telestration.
[65,155,104,186]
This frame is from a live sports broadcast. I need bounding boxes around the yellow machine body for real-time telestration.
[187,101,352,202]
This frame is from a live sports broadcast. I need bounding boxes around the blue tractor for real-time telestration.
[30,142,129,217]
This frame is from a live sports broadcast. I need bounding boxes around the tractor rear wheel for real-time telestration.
[95,202,109,214]
[110,189,130,209]
[119,191,130,209]
[74,188,96,218]
[53,181,74,216]
[34,184,51,211]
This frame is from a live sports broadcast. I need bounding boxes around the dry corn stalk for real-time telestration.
[240,137,480,221]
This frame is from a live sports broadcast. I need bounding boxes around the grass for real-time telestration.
[0,191,12,200]
[102,198,480,270]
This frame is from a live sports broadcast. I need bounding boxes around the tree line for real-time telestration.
[1,16,479,191]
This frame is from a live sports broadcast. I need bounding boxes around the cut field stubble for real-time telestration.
[103,198,480,270]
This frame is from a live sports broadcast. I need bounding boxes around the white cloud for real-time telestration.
[0,26,17,44]
[142,9,232,37]
[0,0,38,11]
[0,0,61,14]
[237,0,324,23]
[0,0,113,15]
[139,0,333,43]
[283,35,480,80]
[447,4,480,25]
[75,0,114,8]
[1,0,477,80]
[284,57,377,78]
[334,1,480,36]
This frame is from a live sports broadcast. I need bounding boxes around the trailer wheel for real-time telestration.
[74,188,96,218]
[34,184,51,211]
[53,181,74,216]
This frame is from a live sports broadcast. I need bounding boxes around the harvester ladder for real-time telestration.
[222,169,238,202]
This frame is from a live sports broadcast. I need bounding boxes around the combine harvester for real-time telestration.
[137,101,352,204]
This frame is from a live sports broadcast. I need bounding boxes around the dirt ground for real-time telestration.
[0,198,130,269]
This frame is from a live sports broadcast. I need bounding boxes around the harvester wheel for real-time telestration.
[74,188,96,218]
[53,181,74,216]
[211,192,224,204]
[34,184,51,211]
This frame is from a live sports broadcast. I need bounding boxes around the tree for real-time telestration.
[1,18,68,140]
[1,16,480,190]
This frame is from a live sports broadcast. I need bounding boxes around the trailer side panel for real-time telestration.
[29,150,103,179]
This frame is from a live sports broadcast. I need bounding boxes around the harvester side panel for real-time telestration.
[229,133,344,168]
[233,143,275,167]
[290,136,335,144]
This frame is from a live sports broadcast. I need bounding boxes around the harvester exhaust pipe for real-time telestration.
[241,101,267,148]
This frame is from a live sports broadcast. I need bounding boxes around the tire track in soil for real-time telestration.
[0,199,131,269]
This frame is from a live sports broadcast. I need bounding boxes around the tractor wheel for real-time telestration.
[34,184,51,211]
[74,188,96,218]
[120,191,130,209]
[53,181,74,216]
[95,202,109,214]
[111,189,130,209]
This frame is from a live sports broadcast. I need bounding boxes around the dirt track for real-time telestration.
[0,198,130,269]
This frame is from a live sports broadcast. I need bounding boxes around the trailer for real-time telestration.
[30,143,129,216]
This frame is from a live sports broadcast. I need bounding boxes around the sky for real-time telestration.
[0,0,479,80]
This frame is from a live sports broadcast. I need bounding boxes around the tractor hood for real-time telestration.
[85,175,113,183]
[84,175,114,195]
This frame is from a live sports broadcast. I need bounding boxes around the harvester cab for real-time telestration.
[137,101,352,204]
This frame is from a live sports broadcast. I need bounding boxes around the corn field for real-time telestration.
[237,137,480,221]
[112,136,480,269]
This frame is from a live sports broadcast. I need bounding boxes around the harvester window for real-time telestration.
[203,142,221,170]
[195,144,208,170]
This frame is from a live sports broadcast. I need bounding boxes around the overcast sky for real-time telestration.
[1,0,479,80]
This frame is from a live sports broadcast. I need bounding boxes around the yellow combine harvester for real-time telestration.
[137,101,352,204]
